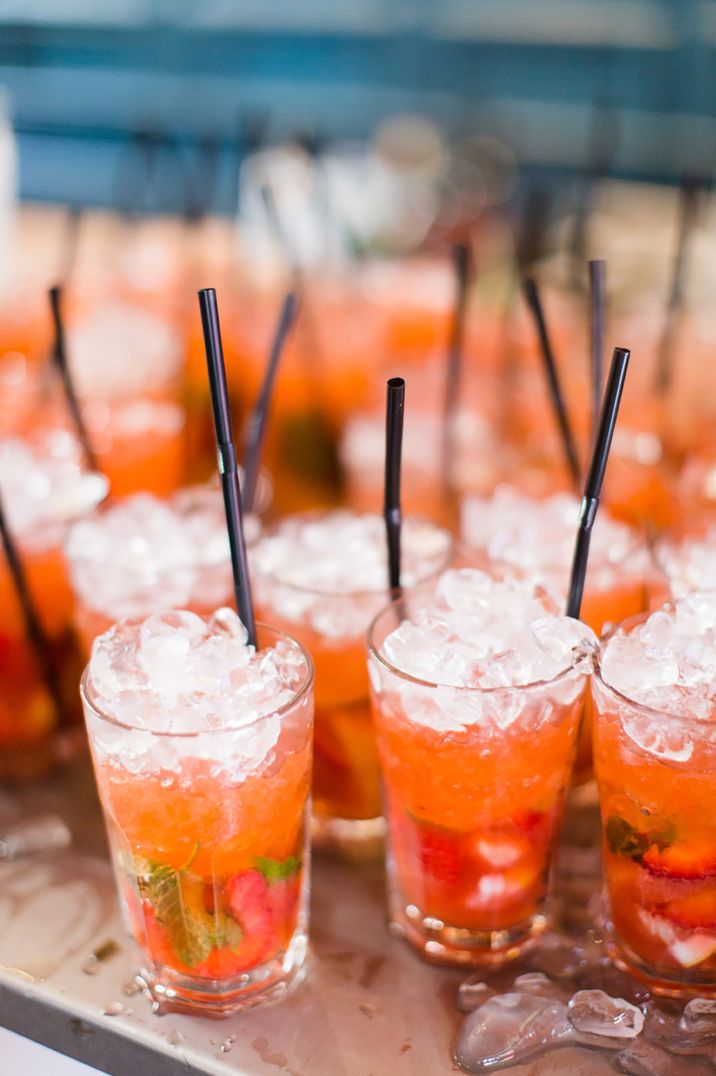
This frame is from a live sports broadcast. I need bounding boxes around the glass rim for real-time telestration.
[593,606,714,724]
[80,617,314,737]
[367,589,587,696]
[252,509,454,599]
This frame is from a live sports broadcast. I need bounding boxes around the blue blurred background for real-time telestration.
[1,0,714,212]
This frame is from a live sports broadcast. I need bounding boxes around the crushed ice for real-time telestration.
[66,485,260,618]
[376,569,594,710]
[600,595,716,737]
[0,435,107,538]
[253,511,451,637]
[86,608,308,776]
[461,486,646,595]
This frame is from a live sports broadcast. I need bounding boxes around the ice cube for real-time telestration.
[617,1037,710,1076]
[640,610,675,652]
[208,607,249,643]
[602,632,679,697]
[567,990,644,1038]
[454,993,572,1072]
[531,616,598,669]
[622,713,694,764]
[680,998,716,1039]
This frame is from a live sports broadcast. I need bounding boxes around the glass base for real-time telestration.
[138,933,309,1016]
[311,813,385,860]
[390,899,548,968]
[608,934,716,998]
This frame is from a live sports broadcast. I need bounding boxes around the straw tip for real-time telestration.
[522,277,538,303]
[387,376,405,390]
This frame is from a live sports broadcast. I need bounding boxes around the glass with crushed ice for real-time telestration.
[593,596,716,994]
[0,434,108,780]
[653,521,716,604]
[368,568,593,966]
[81,608,313,1014]
[252,510,452,853]
[65,483,267,655]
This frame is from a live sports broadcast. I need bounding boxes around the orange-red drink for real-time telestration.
[593,599,716,994]
[65,485,266,654]
[0,435,107,779]
[368,569,591,966]
[81,610,314,1014]
[252,511,452,853]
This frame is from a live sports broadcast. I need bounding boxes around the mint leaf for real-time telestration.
[649,822,677,851]
[213,910,243,950]
[606,817,650,861]
[605,816,676,862]
[255,854,302,883]
[145,863,213,969]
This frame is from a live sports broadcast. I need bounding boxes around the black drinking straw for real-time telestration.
[198,288,257,648]
[0,493,64,719]
[588,259,606,444]
[522,278,581,491]
[656,173,705,394]
[441,243,470,491]
[384,377,405,594]
[60,205,83,286]
[260,181,301,283]
[569,97,619,282]
[48,286,98,472]
[243,290,300,512]
[566,346,631,619]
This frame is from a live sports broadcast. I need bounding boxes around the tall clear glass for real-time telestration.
[593,610,716,995]
[81,620,314,1014]
[368,589,588,967]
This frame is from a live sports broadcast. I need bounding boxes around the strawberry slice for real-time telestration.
[417,825,462,886]
[222,870,275,971]
[660,890,716,930]
[643,840,716,880]
[513,810,547,834]
[266,875,302,941]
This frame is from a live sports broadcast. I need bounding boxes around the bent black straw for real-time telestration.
[523,278,581,491]
[243,290,299,511]
[442,243,471,491]
[198,287,257,648]
[656,173,705,393]
[60,206,83,286]
[0,493,64,721]
[566,346,631,619]
[384,377,405,593]
[48,286,98,472]
[588,259,606,444]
